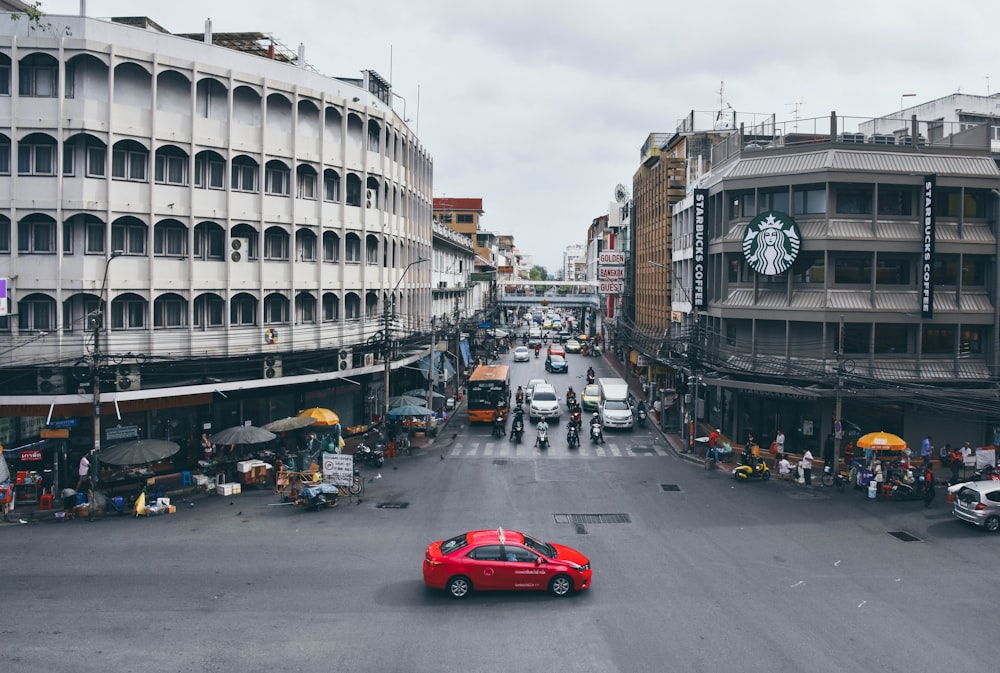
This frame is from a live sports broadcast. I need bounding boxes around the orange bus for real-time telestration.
[467,364,511,423]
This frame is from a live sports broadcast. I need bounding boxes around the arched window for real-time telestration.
[263,292,289,324]
[18,132,57,176]
[345,173,362,207]
[194,150,225,190]
[154,145,189,185]
[366,176,380,209]
[295,291,317,323]
[111,292,147,329]
[365,291,379,318]
[322,292,340,321]
[323,168,341,202]
[367,119,381,152]
[344,292,361,320]
[18,293,56,331]
[194,221,225,260]
[365,234,379,265]
[18,53,58,97]
[112,139,148,182]
[296,229,317,262]
[154,219,188,256]
[17,214,56,253]
[296,164,318,200]
[194,293,225,327]
[153,293,187,327]
[111,216,147,256]
[345,233,361,263]
[230,292,257,325]
[265,159,290,196]
[323,231,340,262]
[231,155,259,192]
[263,226,289,260]
[62,292,99,332]
[231,223,259,260]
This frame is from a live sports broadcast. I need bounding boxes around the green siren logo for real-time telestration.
[742,211,801,276]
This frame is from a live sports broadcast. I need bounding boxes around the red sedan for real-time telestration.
[423,527,592,599]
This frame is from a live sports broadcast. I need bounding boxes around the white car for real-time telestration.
[525,378,548,402]
[529,384,561,422]
[512,346,531,362]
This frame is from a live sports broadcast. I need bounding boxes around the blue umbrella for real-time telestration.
[388,404,435,417]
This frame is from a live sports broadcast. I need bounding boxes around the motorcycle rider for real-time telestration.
[590,413,604,444]
[534,343,541,358]
[567,421,579,448]
[493,409,506,438]
[515,386,525,406]
[636,399,648,426]
[586,366,595,384]
[535,418,550,447]
[510,406,525,441]
[566,386,577,408]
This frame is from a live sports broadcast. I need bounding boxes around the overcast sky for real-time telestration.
[40,0,1000,271]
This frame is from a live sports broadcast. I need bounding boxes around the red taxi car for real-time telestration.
[423,527,592,599]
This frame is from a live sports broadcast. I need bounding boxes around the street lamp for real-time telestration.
[382,257,428,426]
[899,93,916,127]
[92,250,124,456]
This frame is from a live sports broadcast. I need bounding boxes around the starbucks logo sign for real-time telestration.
[742,211,801,276]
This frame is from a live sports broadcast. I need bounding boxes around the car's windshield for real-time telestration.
[439,533,468,555]
[605,400,630,411]
[584,385,599,397]
[533,391,556,402]
[521,533,556,558]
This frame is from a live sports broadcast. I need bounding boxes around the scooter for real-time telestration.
[567,425,580,449]
[354,438,385,468]
[586,372,595,385]
[637,408,647,428]
[589,421,604,445]
[492,412,507,439]
[821,464,847,492]
[510,414,524,444]
[569,406,582,431]
[536,425,549,449]
[733,452,771,481]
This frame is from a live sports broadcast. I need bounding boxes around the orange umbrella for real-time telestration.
[856,431,906,452]
[297,407,340,426]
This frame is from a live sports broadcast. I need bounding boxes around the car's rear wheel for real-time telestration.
[447,575,472,599]
[549,574,573,597]
[984,515,1000,533]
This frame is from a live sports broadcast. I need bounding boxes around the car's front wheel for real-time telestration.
[549,574,573,597]
[447,575,472,599]
[984,515,1000,533]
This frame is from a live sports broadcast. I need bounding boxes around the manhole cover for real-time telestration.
[553,513,631,524]
[660,484,680,492]
[376,502,409,509]
[888,530,921,542]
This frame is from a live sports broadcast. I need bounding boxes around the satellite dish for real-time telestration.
[614,183,630,203]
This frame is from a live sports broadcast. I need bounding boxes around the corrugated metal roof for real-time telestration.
[828,220,874,238]
[722,289,755,306]
[828,290,872,309]
[874,292,919,311]
[870,360,918,379]
[957,224,997,243]
[960,293,994,311]
[874,221,921,240]
[756,290,788,307]
[724,222,747,242]
[932,293,957,311]
[796,219,828,238]
[790,291,827,309]
[727,149,1000,178]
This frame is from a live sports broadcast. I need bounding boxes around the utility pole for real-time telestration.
[689,301,700,451]
[383,257,429,428]
[833,315,845,472]
[92,251,123,456]
[427,316,436,412]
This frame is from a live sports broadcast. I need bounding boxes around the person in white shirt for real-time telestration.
[801,448,814,486]
[778,455,792,482]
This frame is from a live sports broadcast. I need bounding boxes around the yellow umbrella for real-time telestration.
[856,431,906,452]
[297,407,340,426]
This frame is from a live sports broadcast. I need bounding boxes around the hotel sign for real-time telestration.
[599,281,624,294]
[598,251,626,266]
[598,266,625,280]
[921,175,936,318]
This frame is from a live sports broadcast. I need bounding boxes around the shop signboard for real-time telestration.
[49,419,78,429]
[40,429,69,439]
[599,281,624,294]
[322,453,354,486]
[0,277,7,316]
[105,425,139,441]
[598,265,625,280]
[20,448,43,461]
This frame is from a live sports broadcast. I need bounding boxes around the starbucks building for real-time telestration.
[669,117,1000,458]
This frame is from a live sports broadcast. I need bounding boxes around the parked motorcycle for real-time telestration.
[733,451,771,481]
[354,438,385,468]
[567,425,580,449]
[821,464,847,492]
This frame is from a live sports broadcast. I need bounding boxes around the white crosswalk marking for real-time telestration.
[440,439,669,459]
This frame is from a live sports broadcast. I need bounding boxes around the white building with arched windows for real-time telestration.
[0,9,435,468]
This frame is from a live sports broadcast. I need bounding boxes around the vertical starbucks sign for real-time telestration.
[742,211,801,276]
[921,175,936,318]
[693,190,707,310]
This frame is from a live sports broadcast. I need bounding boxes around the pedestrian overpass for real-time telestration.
[496,280,601,309]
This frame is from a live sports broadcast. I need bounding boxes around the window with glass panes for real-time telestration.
[264,229,289,259]
[18,218,56,253]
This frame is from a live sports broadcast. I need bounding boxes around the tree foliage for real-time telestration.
[529,266,548,281]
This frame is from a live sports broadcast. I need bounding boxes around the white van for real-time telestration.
[597,377,633,430]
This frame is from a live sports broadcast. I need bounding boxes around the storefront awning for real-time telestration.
[702,377,821,400]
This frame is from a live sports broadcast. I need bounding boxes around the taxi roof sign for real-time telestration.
[497,526,505,544]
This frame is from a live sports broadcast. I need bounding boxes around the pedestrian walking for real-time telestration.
[921,435,933,462]
[923,462,936,507]
[772,429,785,468]
[75,450,94,493]
[801,448,814,486]
[949,445,963,485]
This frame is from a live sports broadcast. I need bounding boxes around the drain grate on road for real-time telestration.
[660,484,680,492]
[553,513,631,525]
[376,502,409,509]
[630,447,657,454]
[493,458,508,466]
[888,530,921,542]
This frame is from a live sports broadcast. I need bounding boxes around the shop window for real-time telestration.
[793,187,825,214]
[877,188,914,216]
[960,328,984,355]
[833,256,872,284]
[835,187,873,215]
[760,189,789,213]
[933,189,961,218]
[922,326,955,354]
[791,252,825,283]
[874,325,909,354]
[875,257,912,285]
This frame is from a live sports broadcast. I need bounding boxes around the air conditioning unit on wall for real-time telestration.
[230,237,252,263]
[339,349,352,370]
[365,189,376,209]
[37,368,66,394]
[115,372,141,391]
[263,356,282,379]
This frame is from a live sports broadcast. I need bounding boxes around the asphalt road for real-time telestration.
[2,348,996,673]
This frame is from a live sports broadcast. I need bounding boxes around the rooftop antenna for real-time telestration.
[714,80,734,129]
[786,100,805,131]
[987,75,991,96]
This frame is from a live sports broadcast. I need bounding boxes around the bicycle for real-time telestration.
[337,471,364,497]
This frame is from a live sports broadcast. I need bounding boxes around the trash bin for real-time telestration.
[446,397,455,410]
